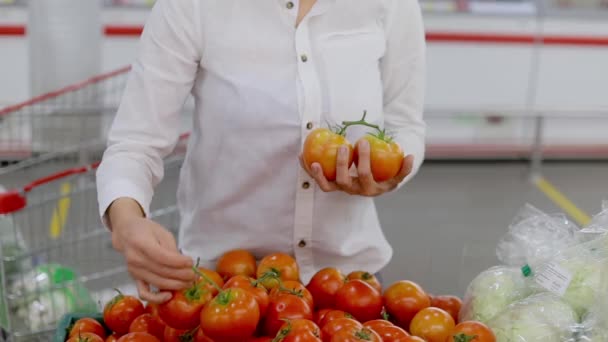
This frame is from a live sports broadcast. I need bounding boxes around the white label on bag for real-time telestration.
[535,262,572,296]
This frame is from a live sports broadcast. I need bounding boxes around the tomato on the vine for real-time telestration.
[116,332,160,342]
[353,133,404,182]
[314,308,333,326]
[321,318,362,342]
[103,291,145,335]
[383,280,431,329]
[69,318,106,339]
[158,283,214,330]
[216,249,257,280]
[67,332,105,342]
[264,292,314,337]
[346,271,382,293]
[330,327,382,342]
[366,325,411,342]
[224,274,270,316]
[335,280,383,323]
[302,128,354,182]
[256,253,300,290]
[318,310,353,328]
[270,280,314,310]
[197,267,225,296]
[430,295,462,323]
[409,307,455,342]
[306,268,345,310]
[363,319,393,331]
[200,287,260,341]
[448,321,496,342]
[274,319,322,342]
[128,314,165,340]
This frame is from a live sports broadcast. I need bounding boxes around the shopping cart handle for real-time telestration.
[0,190,27,214]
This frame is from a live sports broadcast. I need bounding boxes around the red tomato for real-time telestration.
[314,309,333,326]
[447,321,496,342]
[249,338,273,342]
[257,253,300,290]
[264,293,314,337]
[353,134,404,182]
[335,280,383,323]
[106,334,119,342]
[302,128,354,181]
[163,327,191,342]
[67,332,105,342]
[330,327,382,342]
[216,249,258,280]
[367,325,410,342]
[224,275,270,316]
[116,332,160,342]
[197,267,225,296]
[404,337,426,342]
[194,328,215,342]
[306,268,345,310]
[128,314,164,340]
[363,319,394,331]
[321,318,362,342]
[383,281,431,329]
[346,271,382,293]
[318,310,353,328]
[409,308,455,342]
[158,284,214,330]
[431,295,462,324]
[275,319,322,342]
[69,318,107,339]
[103,291,145,335]
[270,280,314,310]
[200,287,261,341]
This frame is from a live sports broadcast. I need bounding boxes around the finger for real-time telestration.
[311,163,338,192]
[335,145,353,190]
[131,268,193,291]
[138,237,193,269]
[356,140,376,193]
[299,155,315,178]
[136,279,172,304]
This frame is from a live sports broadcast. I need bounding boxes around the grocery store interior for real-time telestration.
[0,0,607,340]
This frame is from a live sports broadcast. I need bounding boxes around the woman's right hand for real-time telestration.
[108,198,196,303]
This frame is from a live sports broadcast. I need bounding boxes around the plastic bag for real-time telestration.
[487,293,580,342]
[459,266,532,323]
[496,204,579,267]
[526,234,608,319]
[578,200,608,240]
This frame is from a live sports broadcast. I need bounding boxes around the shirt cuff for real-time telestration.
[97,178,153,229]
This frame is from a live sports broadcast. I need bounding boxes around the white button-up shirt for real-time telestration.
[97,0,426,282]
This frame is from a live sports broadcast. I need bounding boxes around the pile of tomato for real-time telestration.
[65,249,495,342]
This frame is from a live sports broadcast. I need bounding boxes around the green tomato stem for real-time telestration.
[339,111,383,136]
[192,260,223,293]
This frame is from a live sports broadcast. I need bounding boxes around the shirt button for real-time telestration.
[302,181,311,189]
[300,54,308,63]
[306,122,313,130]
[298,240,307,248]
[286,1,294,9]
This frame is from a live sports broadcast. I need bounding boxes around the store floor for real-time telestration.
[1,160,607,298]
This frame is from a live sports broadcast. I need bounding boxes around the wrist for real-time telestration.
[107,197,145,231]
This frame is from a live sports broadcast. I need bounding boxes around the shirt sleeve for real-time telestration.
[381,0,427,188]
[96,0,202,226]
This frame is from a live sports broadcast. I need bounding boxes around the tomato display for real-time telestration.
[302,128,354,181]
[257,253,300,289]
[264,292,314,337]
[216,249,257,280]
[346,271,382,293]
[224,274,270,316]
[383,281,431,329]
[106,334,119,342]
[367,325,410,342]
[430,295,462,323]
[409,307,456,342]
[330,326,382,342]
[314,308,333,326]
[196,267,225,296]
[321,318,362,342]
[116,332,160,342]
[103,291,145,335]
[128,314,165,340]
[306,268,345,310]
[335,280,382,323]
[318,310,353,328]
[274,319,322,342]
[200,287,260,341]
[67,332,105,342]
[157,284,213,330]
[448,321,496,342]
[69,318,107,339]
[362,319,394,331]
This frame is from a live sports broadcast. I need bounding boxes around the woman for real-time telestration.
[97,0,426,303]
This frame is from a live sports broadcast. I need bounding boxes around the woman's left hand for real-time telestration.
[300,140,414,197]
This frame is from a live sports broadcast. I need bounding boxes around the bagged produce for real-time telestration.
[578,200,608,240]
[459,266,532,323]
[487,293,580,342]
[496,204,580,268]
